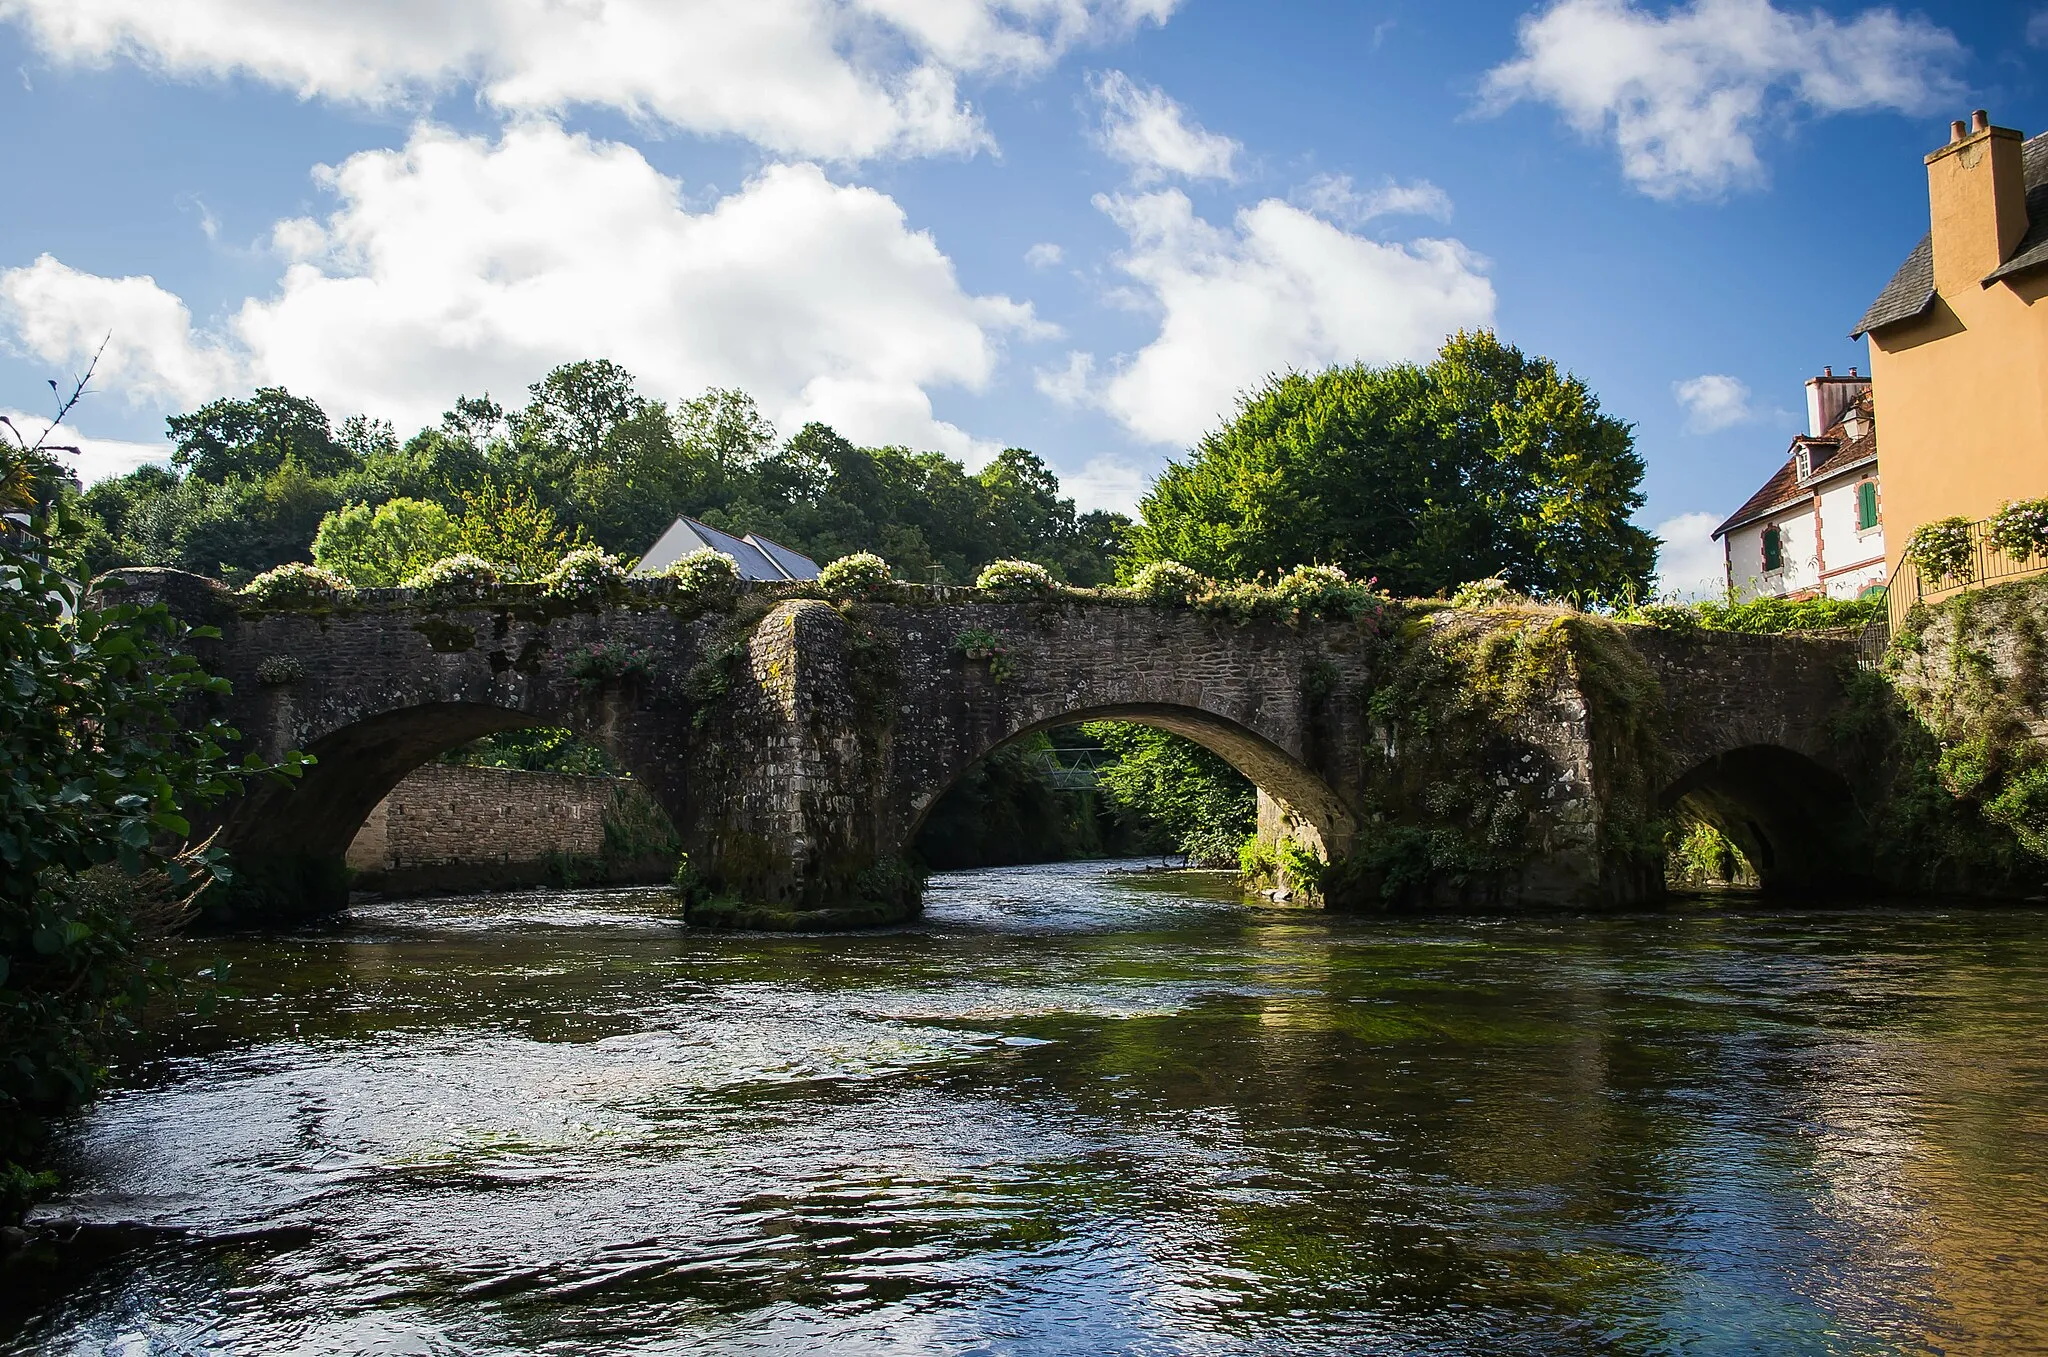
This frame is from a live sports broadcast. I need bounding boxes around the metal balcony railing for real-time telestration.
[1858,517,2048,664]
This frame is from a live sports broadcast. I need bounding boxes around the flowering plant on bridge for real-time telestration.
[951,626,1015,681]
[1270,564,1386,624]
[238,562,348,610]
[1904,517,1975,586]
[1127,560,1205,606]
[405,553,501,604]
[543,547,629,605]
[975,559,1055,600]
[818,552,892,597]
[1989,499,2048,564]
[654,548,740,599]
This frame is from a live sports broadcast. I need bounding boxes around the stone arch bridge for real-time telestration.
[115,570,1867,925]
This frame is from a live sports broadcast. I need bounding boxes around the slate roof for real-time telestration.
[1713,390,1877,540]
[1986,132,2048,283]
[634,515,822,581]
[1853,131,2048,337]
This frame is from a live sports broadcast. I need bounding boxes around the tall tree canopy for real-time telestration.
[59,363,1129,588]
[1123,331,1657,599]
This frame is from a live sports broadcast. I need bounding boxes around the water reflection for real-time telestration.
[7,864,2048,1354]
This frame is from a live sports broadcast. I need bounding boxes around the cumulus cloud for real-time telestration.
[1672,373,1752,432]
[1,409,165,484]
[1063,454,1151,514]
[1069,189,1494,446]
[1091,70,1240,183]
[1653,510,1726,599]
[1293,173,1453,224]
[0,0,1179,161]
[1024,241,1065,268]
[0,122,1045,460]
[1482,0,1964,198]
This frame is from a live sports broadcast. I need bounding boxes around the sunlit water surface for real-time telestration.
[9,862,2048,1354]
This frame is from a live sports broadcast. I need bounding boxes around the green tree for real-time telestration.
[167,387,351,483]
[1124,331,1654,599]
[311,497,463,587]
[452,486,588,579]
[1083,722,1256,865]
[1,549,293,1219]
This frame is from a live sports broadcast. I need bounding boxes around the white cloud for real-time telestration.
[1672,372,1752,432]
[1035,350,1096,405]
[0,122,1045,462]
[1,409,165,484]
[1293,173,1454,224]
[1654,510,1726,599]
[1024,241,1065,268]
[1078,189,1494,446]
[1481,0,1964,199]
[0,0,1179,162]
[1090,70,1240,183]
[1063,454,1150,514]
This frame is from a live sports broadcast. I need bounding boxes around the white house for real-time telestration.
[634,515,820,581]
[1713,370,1886,602]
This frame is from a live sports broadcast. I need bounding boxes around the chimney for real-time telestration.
[1806,369,1871,437]
[1925,110,2029,294]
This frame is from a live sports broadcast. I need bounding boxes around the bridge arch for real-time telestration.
[905,701,1358,864]
[1659,744,1867,895]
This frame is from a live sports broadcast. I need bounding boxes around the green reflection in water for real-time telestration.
[6,864,2048,1355]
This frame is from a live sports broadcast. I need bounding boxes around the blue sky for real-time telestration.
[0,0,2040,593]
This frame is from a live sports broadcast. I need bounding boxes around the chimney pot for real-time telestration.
[1824,365,1832,376]
[1951,119,1968,143]
[1972,109,1990,133]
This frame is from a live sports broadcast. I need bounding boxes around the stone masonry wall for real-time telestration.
[346,763,616,889]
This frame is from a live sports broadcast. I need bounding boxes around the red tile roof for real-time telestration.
[1712,390,1876,539]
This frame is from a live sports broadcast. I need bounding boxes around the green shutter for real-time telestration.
[1762,526,1782,571]
[1857,481,1878,530]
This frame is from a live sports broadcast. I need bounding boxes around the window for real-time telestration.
[1857,480,1879,531]
[1761,525,1784,572]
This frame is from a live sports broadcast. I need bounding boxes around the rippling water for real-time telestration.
[9,862,2048,1354]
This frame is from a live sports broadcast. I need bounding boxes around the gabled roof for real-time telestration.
[1854,131,2048,337]
[1713,391,1877,540]
[634,516,821,581]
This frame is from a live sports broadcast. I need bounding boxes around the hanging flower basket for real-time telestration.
[1988,498,2048,564]
[1904,517,1975,585]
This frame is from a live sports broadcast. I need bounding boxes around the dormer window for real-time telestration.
[1793,447,1812,483]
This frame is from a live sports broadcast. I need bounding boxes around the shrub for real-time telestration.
[1627,594,1878,634]
[404,553,501,604]
[1272,563,1380,621]
[1988,498,2048,563]
[1905,516,1975,584]
[238,562,348,609]
[1450,576,1513,609]
[310,498,459,587]
[655,548,741,597]
[566,643,655,691]
[1128,560,1204,606]
[544,546,628,604]
[952,626,1015,681]
[254,655,305,686]
[817,551,893,596]
[976,558,1055,599]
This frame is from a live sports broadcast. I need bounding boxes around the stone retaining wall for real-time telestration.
[346,763,642,894]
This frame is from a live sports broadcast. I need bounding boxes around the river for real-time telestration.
[7,861,2048,1354]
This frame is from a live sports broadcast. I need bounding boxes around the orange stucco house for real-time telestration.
[1853,110,2048,571]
